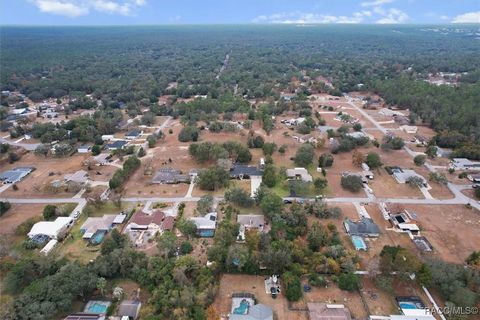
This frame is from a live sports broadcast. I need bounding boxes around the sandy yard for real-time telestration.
[214,274,308,320]
[1,152,114,198]
[402,204,480,264]
[0,203,47,234]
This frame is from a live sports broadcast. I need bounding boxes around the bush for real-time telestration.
[338,272,360,291]
[180,241,193,254]
[294,144,314,167]
[224,187,254,207]
[178,126,199,142]
[318,153,334,168]
[43,205,57,221]
[283,271,302,301]
[366,152,382,169]
[414,154,426,166]
[0,201,11,216]
[341,175,363,192]
[91,145,101,156]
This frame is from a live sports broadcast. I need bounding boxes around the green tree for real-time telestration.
[338,272,361,291]
[177,219,197,239]
[283,271,302,301]
[414,154,426,166]
[91,145,101,156]
[318,153,334,168]
[341,175,363,192]
[294,144,314,167]
[366,152,382,169]
[157,231,177,259]
[180,241,193,254]
[196,166,230,191]
[262,164,277,188]
[224,187,254,207]
[42,205,57,221]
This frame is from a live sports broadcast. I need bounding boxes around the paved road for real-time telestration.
[0,136,40,151]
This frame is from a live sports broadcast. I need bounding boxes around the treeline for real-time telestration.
[109,156,141,190]
[372,78,480,156]
[189,141,251,163]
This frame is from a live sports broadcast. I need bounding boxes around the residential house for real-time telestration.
[342,171,369,184]
[152,168,190,184]
[286,167,313,182]
[64,170,89,185]
[80,214,119,244]
[413,135,428,146]
[450,158,480,171]
[125,129,143,140]
[434,146,452,158]
[237,214,266,242]
[344,218,381,237]
[77,145,91,154]
[117,300,142,320]
[308,303,352,320]
[391,168,427,186]
[230,164,262,179]
[230,294,273,320]
[467,173,480,182]
[400,125,418,134]
[92,153,110,166]
[190,212,217,237]
[28,217,74,242]
[379,108,405,117]
[106,140,128,150]
[347,131,371,140]
[0,167,34,184]
[124,210,173,247]
[393,115,410,125]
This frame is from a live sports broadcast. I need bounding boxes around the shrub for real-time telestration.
[178,126,199,142]
[366,152,382,169]
[318,153,334,168]
[338,272,360,291]
[180,241,193,254]
[294,144,314,167]
[341,175,363,192]
[414,154,426,166]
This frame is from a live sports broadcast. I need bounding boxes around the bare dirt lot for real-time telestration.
[0,203,46,234]
[214,274,308,320]
[1,152,115,198]
[403,204,480,264]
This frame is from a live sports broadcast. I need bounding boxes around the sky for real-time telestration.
[0,0,479,25]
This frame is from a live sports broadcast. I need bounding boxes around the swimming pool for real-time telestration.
[351,236,367,251]
[233,299,249,315]
[85,301,109,314]
[91,230,107,244]
[399,302,418,309]
[198,229,214,237]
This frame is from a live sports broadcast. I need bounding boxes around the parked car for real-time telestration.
[472,184,480,189]
[73,211,80,219]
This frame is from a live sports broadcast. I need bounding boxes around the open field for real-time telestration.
[402,204,480,264]
[1,152,115,198]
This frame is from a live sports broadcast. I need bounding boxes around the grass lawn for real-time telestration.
[57,214,101,263]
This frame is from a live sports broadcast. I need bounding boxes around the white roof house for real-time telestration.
[378,108,405,117]
[77,145,91,153]
[64,170,89,184]
[400,125,418,134]
[286,168,313,182]
[28,217,73,240]
[392,169,427,185]
[237,214,265,231]
[190,212,217,230]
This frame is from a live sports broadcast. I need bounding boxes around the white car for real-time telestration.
[73,211,80,219]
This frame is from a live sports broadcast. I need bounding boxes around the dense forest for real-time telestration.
[1,25,479,150]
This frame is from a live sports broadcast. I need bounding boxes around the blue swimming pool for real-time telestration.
[399,302,418,309]
[351,236,367,251]
[91,230,107,244]
[199,229,214,237]
[86,302,108,314]
[233,299,249,315]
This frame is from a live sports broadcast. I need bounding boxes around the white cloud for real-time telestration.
[376,8,408,24]
[360,0,394,8]
[91,0,131,15]
[29,0,146,17]
[252,11,371,24]
[31,0,89,17]
[452,11,480,23]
